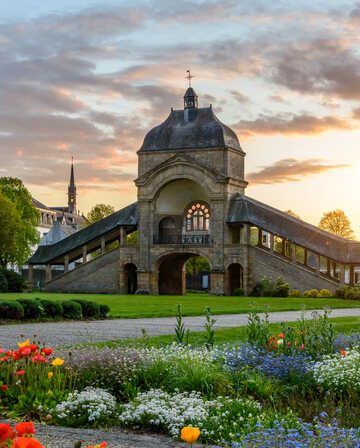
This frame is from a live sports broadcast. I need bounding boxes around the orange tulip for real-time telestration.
[181,427,200,444]
[15,422,36,436]
[12,437,44,448]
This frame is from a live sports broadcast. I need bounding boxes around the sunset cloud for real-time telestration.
[247,158,350,185]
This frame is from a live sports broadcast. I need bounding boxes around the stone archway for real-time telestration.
[157,252,211,295]
[227,263,243,295]
[124,263,138,294]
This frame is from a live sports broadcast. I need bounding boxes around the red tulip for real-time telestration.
[15,422,36,437]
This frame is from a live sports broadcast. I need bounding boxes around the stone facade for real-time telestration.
[29,86,359,295]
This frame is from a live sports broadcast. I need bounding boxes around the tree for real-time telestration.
[85,204,115,226]
[284,210,301,220]
[318,209,355,239]
[0,178,40,269]
[185,256,210,275]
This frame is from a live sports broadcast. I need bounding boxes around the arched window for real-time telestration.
[185,202,210,231]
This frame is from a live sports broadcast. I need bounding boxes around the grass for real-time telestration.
[1,292,360,319]
[91,315,360,348]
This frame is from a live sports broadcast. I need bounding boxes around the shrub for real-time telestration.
[289,289,301,298]
[62,300,82,319]
[303,289,319,298]
[234,287,244,296]
[335,286,347,299]
[38,299,63,318]
[72,299,100,318]
[99,304,110,318]
[16,298,44,319]
[344,287,360,300]
[0,300,24,319]
[273,277,289,297]
[0,271,8,292]
[3,269,27,292]
[250,278,275,297]
[318,289,332,298]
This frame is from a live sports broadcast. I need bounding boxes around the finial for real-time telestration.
[185,69,194,87]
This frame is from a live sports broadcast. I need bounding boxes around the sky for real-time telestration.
[1,0,360,235]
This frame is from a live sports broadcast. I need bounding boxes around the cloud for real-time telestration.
[231,90,250,103]
[247,158,350,185]
[234,112,355,137]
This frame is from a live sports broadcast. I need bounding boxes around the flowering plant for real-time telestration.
[0,422,44,448]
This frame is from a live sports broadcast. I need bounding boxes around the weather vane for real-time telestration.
[185,69,194,87]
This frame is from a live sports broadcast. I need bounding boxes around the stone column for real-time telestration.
[82,245,87,263]
[340,264,345,284]
[120,228,126,247]
[270,234,274,252]
[210,269,225,295]
[291,243,296,264]
[241,223,250,245]
[64,255,69,273]
[45,264,52,282]
[28,265,34,289]
[101,236,106,255]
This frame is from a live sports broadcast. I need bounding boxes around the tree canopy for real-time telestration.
[85,203,115,226]
[185,256,210,275]
[0,178,40,269]
[318,209,355,240]
[284,210,301,220]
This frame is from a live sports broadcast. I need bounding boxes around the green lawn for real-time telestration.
[95,315,360,348]
[1,292,360,318]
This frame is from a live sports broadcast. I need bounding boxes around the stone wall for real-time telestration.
[248,245,339,293]
[45,248,121,293]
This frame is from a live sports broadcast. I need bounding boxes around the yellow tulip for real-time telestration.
[17,339,30,348]
[48,371,53,379]
[52,358,64,366]
[181,427,200,445]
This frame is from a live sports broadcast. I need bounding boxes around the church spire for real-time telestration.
[184,69,198,110]
[68,157,77,214]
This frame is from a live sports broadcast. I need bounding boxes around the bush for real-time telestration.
[0,271,8,292]
[344,287,360,300]
[16,298,44,319]
[38,299,63,318]
[289,289,301,298]
[250,278,275,297]
[62,300,82,319]
[303,289,319,298]
[335,286,347,298]
[273,277,289,297]
[99,304,110,318]
[318,289,332,298]
[233,287,244,296]
[0,300,24,319]
[72,299,100,318]
[3,269,27,292]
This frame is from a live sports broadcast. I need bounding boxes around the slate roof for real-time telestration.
[227,194,360,263]
[38,222,77,247]
[139,107,242,152]
[28,202,138,264]
[32,198,52,211]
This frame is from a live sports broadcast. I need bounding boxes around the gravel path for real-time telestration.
[1,308,360,349]
[2,422,209,448]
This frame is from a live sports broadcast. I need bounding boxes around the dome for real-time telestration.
[139,106,242,152]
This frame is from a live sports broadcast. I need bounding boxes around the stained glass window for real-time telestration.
[185,202,210,231]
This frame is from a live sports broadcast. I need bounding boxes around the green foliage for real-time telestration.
[319,208,354,239]
[127,231,138,246]
[303,289,319,298]
[273,277,290,297]
[185,256,210,275]
[250,278,275,297]
[234,287,245,296]
[3,269,27,292]
[175,304,186,344]
[99,303,110,318]
[247,306,271,348]
[0,300,24,319]
[16,298,44,319]
[62,300,83,319]
[85,203,115,225]
[289,289,301,298]
[0,177,40,268]
[204,306,216,349]
[344,287,360,300]
[0,270,8,292]
[38,299,63,318]
[335,286,347,298]
[72,299,100,318]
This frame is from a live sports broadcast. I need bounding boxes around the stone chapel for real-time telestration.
[28,84,360,294]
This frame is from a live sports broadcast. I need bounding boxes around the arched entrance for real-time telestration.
[158,253,211,295]
[124,263,137,294]
[228,263,243,295]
